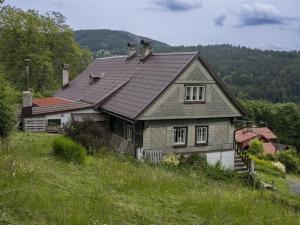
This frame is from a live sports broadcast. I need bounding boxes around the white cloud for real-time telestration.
[236,2,291,26]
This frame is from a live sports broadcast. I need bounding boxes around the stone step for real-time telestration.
[234,162,245,167]
[234,152,251,173]
[234,166,249,173]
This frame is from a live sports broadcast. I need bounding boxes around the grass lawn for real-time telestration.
[0,132,300,225]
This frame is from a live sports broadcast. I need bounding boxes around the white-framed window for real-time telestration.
[173,127,187,146]
[196,126,208,144]
[126,124,133,142]
[185,86,205,102]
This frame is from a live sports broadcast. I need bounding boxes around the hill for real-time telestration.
[75,29,300,103]
[0,132,299,224]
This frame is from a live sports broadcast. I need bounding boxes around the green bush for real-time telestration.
[162,153,181,167]
[256,153,275,161]
[276,150,299,172]
[205,161,238,181]
[52,136,87,164]
[181,153,208,169]
[248,138,263,155]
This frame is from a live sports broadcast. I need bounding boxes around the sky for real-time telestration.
[5,0,300,50]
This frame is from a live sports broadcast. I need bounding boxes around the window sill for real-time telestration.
[173,144,187,148]
[195,143,208,146]
[184,101,205,104]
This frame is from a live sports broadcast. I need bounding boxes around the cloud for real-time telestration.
[153,0,202,12]
[214,13,226,27]
[236,2,291,27]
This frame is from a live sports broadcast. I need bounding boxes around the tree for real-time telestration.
[0,74,16,144]
[248,138,263,155]
[0,7,92,94]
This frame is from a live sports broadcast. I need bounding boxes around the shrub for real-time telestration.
[181,153,208,169]
[256,153,275,161]
[64,117,108,154]
[276,150,298,172]
[205,161,238,181]
[271,161,286,173]
[52,136,87,164]
[162,153,181,167]
[248,138,263,155]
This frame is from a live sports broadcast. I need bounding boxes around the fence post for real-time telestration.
[136,147,144,161]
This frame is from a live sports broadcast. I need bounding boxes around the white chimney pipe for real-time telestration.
[140,40,152,62]
[22,91,32,108]
[62,64,69,88]
[127,43,137,61]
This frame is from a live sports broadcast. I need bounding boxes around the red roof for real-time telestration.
[33,97,72,106]
[263,142,277,155]
[235,130,259,143]
[252,127,277,140]
[235,127,277,144]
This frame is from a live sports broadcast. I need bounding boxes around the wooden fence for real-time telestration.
[136,148,162,164]
[108,133,135,155]
[23,118,46,132]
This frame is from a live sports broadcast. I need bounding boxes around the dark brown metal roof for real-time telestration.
[55,52,198,119]
[54,52,246,120]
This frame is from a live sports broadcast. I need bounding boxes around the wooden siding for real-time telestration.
[143,118,235,154]
[138,60,242,120]
[24,118,46,132]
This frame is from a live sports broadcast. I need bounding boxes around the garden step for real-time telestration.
[234,166,249,173]
[234,154,249,173]
[234,162,245,167]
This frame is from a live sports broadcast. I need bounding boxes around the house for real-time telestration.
[235,127,284,155]
[22,40,247,169]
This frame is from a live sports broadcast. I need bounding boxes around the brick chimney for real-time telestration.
[140,40,152,63]
[22,91,32,116]
[62,64,69,88]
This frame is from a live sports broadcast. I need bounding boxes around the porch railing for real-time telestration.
[233,139,252,173]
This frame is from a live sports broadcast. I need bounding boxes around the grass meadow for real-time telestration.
[0,132,300,225]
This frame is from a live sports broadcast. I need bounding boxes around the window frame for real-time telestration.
[195,126,208,146]
[47,119,61,127]
[173,127,188,147]
[126,124,134,142]
[185,85,206,103]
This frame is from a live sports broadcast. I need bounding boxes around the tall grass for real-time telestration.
[52,136,87,164]
[0,132,299,225]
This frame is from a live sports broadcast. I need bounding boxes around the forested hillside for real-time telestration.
[75,29,300,103]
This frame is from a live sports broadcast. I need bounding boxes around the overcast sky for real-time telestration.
[5,0,300,50]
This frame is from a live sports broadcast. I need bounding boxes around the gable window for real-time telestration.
[185,86,205,102]
[196,126,208,145]
[173,127,187,146]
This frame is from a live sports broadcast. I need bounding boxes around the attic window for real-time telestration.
[90,73,105,84]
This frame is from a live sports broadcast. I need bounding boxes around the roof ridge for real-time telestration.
[95,52,198,60]
[96,55,127,60]
[152,52,198,56]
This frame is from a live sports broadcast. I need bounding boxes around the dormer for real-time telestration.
[90,73,105,84]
